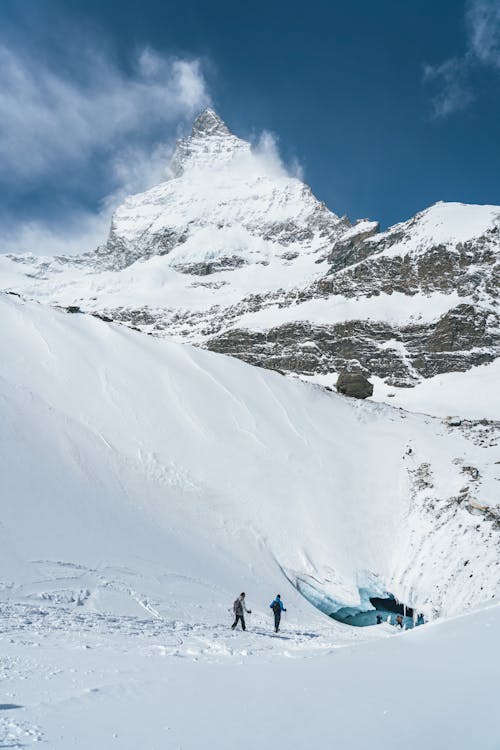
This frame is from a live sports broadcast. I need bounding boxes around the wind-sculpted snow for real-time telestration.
[1,110,500,415]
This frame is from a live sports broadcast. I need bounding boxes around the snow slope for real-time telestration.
[303,358,500,421]
[233,290,470,329]
[1,294,499,618]
[371,358,500,421]
[1,294,500,747]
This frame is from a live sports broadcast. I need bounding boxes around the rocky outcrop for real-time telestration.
[173,255,248,275]
[204,306,500,387]
[318,241,500,301]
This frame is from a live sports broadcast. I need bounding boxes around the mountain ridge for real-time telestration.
[1,109,499,414]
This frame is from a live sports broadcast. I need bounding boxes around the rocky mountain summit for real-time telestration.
[2,109,499,413]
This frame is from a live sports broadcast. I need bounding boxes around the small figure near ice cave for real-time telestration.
[376,614,383,625]
[396,614,404,629]
[270,594,287,632]
[231,592,251,631]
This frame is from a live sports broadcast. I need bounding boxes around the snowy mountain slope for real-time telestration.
[370,200,500,257]
[1,293,499,625]
[1,110,499,416]
[1,293,500,748]
[369,358,500,421]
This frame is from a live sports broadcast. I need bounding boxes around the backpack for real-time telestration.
[233,598,240,614]
[272,599,281,615]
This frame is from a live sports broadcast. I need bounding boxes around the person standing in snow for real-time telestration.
[231,592,251,630]
[270,594,286,632]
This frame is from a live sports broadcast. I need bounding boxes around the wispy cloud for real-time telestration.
[1,212,112,256]
[0,45,210,182]
[0,40,211,254]
[252,130,304,181]
[423,57,475,118]
[467,0,500,68]
[0,31,305,257]
[424,0,500,118]
[1,142,181,256]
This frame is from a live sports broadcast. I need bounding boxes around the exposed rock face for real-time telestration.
[336,370,374,399]
[1,109,499,407]
[318,237,500,300]
[205,305,500,387]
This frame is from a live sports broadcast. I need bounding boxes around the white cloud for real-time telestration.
[252,130,304,180]
[0,42,211,254]
[424,0,500,118]
[0,37,304,257]
[1,212,111,256]
[1,140,179,255]
[2,125,308,256]
[0,44,210,181]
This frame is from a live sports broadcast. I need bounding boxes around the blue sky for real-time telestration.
[1,0,500,253]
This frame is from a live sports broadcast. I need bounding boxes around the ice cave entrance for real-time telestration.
[330,595,425,629]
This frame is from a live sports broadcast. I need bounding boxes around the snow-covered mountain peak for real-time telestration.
[191,107,232,138]
[87,108,348,271]
[170,107,250,177]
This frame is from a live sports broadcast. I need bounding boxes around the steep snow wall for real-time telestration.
[1,295,498,622]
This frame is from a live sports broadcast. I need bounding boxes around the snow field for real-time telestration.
[231,290,472,330]
[2,599,500,749]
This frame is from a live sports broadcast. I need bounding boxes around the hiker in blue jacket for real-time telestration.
[270,594,286,632]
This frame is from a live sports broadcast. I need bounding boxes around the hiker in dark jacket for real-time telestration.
[231,592,251,630]
[270,594,286,632]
